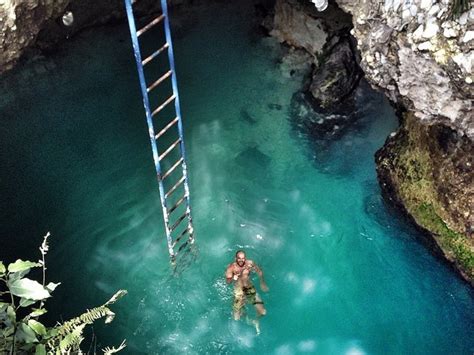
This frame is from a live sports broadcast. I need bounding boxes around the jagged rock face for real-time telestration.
[334,0,473,138]
[270,0,473,283]
[0,0,179,74]
[376,113,473,283]
[0,0,69,73]
[334,0,474,283]
[271,0,328,56]
[270,0,361,110]
[309,35,363,108]
[270,0,353,57]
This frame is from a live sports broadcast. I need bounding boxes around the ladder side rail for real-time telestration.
[161,0,194,241]
[125,0,175,257]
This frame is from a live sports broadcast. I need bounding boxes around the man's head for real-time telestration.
[235,250,246,267]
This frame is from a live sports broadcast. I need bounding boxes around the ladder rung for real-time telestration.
[169,212,188,233]
[172,227,189,248]
[137,14,165,37]
[151,94,176,117]
[162,158,184,180]
[158,138,181,162]
[142,43,169,66]
[147,70,172,93]
[155,117,179,140]
[168,194,187,214]
[165,176,185,198]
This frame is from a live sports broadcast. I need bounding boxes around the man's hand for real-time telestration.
[260,281,269,292]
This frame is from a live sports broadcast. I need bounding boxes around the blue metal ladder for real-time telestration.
[124,0,194,260]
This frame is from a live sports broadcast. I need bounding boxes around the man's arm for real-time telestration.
[252,262,269,292]
[225,264,234,284]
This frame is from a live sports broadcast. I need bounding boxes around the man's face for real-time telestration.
[236,252,246,267]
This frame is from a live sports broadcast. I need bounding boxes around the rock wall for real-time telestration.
[0,0,179,74]
[376,113,473,283]
[335,0,473,138]
[333,0,473,283]
[0,0,69,73]
[269,0,363,109]
[269,0,473,283]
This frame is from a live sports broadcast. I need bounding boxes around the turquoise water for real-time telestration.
[1,1,473,354]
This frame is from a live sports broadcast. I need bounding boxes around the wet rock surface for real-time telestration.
[309,34,363,109]
[270,0,473,283]
[376,113,474,284]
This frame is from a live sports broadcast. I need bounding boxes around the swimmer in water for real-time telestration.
[225,250,269,333]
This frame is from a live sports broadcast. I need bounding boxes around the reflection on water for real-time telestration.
[0,0,473,354]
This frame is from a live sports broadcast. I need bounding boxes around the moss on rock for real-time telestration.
[376,112,474,284]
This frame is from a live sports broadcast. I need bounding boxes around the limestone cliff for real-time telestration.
[334,0,473,283]
[269,0,473,283]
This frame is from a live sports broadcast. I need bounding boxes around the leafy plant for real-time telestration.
[0,232,127,354]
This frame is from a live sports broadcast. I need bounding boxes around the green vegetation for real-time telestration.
[384,113,474,280]
[415,203,474,278]
[450,0,470,19]
[0,233,127,354]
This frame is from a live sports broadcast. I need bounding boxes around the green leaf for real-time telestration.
[28,319,47,336]
[20,298,37,307]
[35,344,46,355]
[18,342,36,351]
[8,259,41,273]
[8,269,31,283]
[6,306,16,323]
[3,327,14,337]
[0,262,5,276]
[43,327,57,340]
[16,322,38,344]
[0,302,7,313]
[45,282,61,292]
[30,308,47,317]
[8,279,51,301]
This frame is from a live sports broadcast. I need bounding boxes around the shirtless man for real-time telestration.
[225,250,269,321]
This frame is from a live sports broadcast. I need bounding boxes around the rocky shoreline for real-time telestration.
[1,0,473,284]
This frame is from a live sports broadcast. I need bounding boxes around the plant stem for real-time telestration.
[41,249,46,287]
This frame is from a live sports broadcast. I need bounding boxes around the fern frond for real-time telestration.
[102,340,127,354]
[56,306,114,336]
[105,290,128,306]
[58,323,86,353]
[46,291,127,352]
